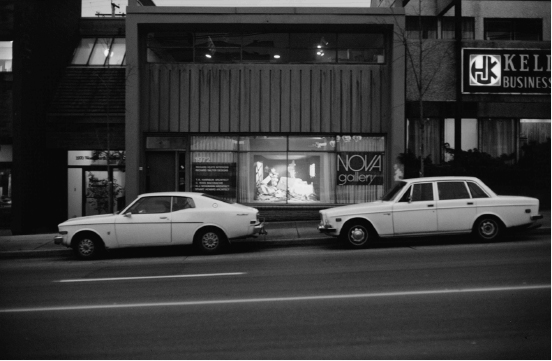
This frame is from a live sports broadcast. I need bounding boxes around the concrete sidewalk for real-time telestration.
[0,211,549,258]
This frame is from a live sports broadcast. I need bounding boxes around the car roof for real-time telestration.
[137,192,205,198]
[401,176,481,183]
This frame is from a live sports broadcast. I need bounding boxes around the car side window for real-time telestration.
[437,182,470,200]
[399,186,412,202]
[172,197,195,211]
[467,182,489,198]
[411,183,434,201]
[127,196,171,214]
[398,184,433,202]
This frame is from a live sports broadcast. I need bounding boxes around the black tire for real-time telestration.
[73,233,104,260]
[341,221,375,248]
[473,216,503,241]
[195,228,227,255]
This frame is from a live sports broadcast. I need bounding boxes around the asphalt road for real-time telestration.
[0,234,550,359]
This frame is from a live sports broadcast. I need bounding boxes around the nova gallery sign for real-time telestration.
[462,48,551,94]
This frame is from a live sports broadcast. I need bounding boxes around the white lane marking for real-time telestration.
[56,272,246,283]
[1,284,549,313]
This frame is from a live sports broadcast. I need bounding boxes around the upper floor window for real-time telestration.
[441,17,475,40]
[147,32,385,64]
[406,17,438,39]
[0,41,12,72]
[71,38,126,66]
[484,18,542,41]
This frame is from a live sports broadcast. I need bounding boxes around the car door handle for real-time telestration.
[427,204,434,207]
[160,216,169,220]
[467,202,474,205]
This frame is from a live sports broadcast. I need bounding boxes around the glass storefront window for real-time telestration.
[192,136,237,151]
[192,151,237,202]
[0,41,13,72]
[289,136,336,151]
[146,136,186,149]
[240,136,287,151]
[72,38,96,65]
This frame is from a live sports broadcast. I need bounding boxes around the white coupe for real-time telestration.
[319,176,543,248]
[55,192,266,259]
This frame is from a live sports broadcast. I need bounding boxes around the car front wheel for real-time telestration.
[195,228,227,254]
[73,234,103,260]
[342,222,374,248]
[474,216,503,241]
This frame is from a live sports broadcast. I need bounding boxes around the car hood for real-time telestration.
[321,201,391,216]
[59,213,117,227]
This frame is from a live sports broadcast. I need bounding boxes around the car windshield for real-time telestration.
[381,181,407,201]
[202,194,234,204]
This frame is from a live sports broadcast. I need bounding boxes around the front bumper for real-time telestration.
[318,224,337,234]
[54,235,63,245]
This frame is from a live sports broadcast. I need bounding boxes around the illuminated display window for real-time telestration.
[0,41,12,72]
[71,38,126,66]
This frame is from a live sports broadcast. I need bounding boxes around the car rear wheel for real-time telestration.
[474,216,503,241]
[73,233,104,260]
[342,221,374,248]
[195,228,227,255]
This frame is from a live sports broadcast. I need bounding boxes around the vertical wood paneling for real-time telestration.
[149,67,159,132]
[249,68,260,132]
[146,63,388,135]
[199,69,210,132]
[189,66,200,132]
[270,69,281,132]
[320,69,331,133]
[361,69,371,133]
[169,66,180,132]
[229,68,240,133]
[179,69,190,132]
[240,68,250,132]
[209,68,220,133]
[290,68,301,132]
[311,69,321,133]
[260,68,271,132]
[301,68,311,133]
[159,68,171,132]
[280,68,291,132]
[219,68,230,132]
[331,68,341,133]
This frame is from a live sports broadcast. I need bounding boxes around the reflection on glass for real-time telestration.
[89,38,113,65]
[0,41,13,72]
[108,38,126,66]
[289,136,336,151]
[72,38,95,65]
[85,170,126,216]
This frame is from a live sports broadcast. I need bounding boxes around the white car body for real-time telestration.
[319,176,542,246]
[55,192,265,258]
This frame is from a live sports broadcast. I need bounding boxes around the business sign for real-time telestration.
[192,163,236,200]
[337,152,384,186]
[462,48,551,94]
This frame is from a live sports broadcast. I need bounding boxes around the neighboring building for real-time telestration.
[374,0,551,164]
[2,0,550,234]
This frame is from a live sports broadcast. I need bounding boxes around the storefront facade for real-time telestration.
[125,6,406,219]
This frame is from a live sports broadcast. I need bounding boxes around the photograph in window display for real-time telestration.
[255,157,319,202]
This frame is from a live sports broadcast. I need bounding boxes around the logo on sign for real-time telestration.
[469,54,501,86]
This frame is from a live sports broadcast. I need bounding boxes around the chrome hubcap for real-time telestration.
[350,227,366,243]
[202,232,219,249]
[480,221,497,237]
[78,239,95,256]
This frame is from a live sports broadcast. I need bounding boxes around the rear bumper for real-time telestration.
[530,214,543,221]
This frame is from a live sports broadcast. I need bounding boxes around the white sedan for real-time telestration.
[319,176,543,248]
[55,192,266,259]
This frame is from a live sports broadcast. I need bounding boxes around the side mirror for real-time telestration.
[123,212,132,218]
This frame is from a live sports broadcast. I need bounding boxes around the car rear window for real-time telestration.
[467,182,489,198]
